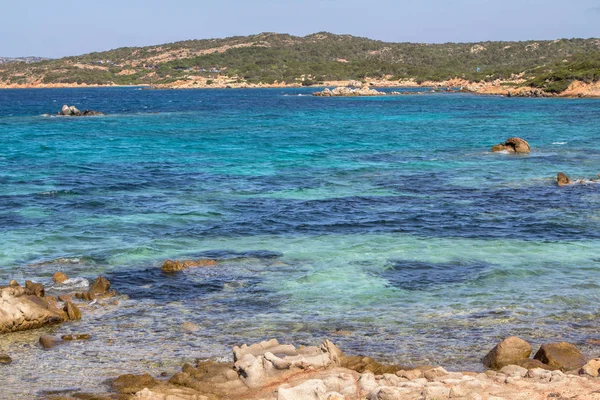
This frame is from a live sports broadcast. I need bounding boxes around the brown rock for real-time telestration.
[482,336,532,370]
[111,373,157,394]
[534,342,586,371]
[492,137,531,153]
[0,354,11,364]
[88,276,110,295]
[58,294,72,303]
[75,292,95,301]
[64,302,82,320]
[25,280,45,297]
[161,258,217,273]
[516,358,553,370]
[341,355,401,374]
[39,335,58,349]
[182,321,200,332]
[161,259,183,272]
[61,334,90,340]
[53,271,68,284]
[557,172,572,186]
[9,280,19,287]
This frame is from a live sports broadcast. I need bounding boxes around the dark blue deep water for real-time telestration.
[1,87,599,396]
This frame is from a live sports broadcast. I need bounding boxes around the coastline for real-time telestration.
[1,78,600,98]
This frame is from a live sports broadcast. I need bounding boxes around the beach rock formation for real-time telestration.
[0,283,70,334]
[534,342,586,371]
[313,86,387,97]
[491,137,531,153]
[59,104,104,116]
[161,258,218,273]
[79,338,600,400]
[482,336,532,370]
[0,353,11,364]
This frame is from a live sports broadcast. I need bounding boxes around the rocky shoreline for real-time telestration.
[40,337,600,400]
[2,263,600,399]
[1,78,600,98]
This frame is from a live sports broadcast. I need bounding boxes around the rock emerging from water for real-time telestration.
[53,271,68,284]
[534,342,586,371]
[161,259,218,273]
[0,283,69,334]
[557,172,572,186]
[482,336,532,370]
[313,86,387,97]
[491,137,531,153]
[59,104,104,116]
[0,353,11,364]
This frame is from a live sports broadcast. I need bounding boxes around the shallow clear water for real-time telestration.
[0,88,599,398]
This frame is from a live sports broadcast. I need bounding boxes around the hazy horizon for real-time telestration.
[1,0,599,58]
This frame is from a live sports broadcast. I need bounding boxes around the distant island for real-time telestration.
[0,56,49,65]
[1,32,599,96]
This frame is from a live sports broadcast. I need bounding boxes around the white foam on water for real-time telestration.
[552,142,568,145]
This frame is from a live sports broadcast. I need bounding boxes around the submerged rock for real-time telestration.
[482,336,532,370]
[61,334,90,341]
[534,342,586,371]
[0,284,68,334]
[161,258,218,273]
[39,335,58,349]
[491,137,531,153]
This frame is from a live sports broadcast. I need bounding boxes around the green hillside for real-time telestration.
[1,32,599,90]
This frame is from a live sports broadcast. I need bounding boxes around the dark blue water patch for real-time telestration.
[107,267,225,301]
[106,250,281,302]
[381,259,492,291]
[191,249,283,261]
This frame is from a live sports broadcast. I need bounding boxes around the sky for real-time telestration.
[1,0,599,58]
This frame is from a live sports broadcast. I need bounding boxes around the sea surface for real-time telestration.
[0,87,599,398]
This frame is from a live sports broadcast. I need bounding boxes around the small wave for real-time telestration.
[28,257,82,267]
[552,142,568,145]
[49,277,90,291]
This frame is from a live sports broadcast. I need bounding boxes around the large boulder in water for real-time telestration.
[492,137,531,153]
[534,342,586,371]
[0,284,69,334]
[557,172,572,186]
[482,336,532,370]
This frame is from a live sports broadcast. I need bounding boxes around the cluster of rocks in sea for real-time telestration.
[313,85,403,97]
[57,104,104,116]
[41,336,600,400]
[490,136,599,186]
[0,273,114,360]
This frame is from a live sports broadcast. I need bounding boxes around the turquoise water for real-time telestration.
[1,87,599,397]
